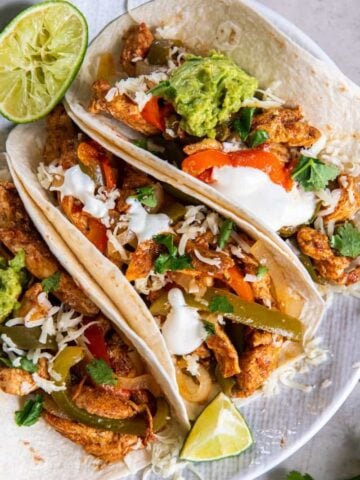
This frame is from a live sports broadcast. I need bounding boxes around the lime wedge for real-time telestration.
[0,1,88,123]
[180,393,253,462]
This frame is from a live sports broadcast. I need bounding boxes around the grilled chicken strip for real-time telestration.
[0,358,48,396]
[252,106,321,147]
[0,182,99,316]
[206,323,241,378]
[120,22,154,76]
[43,411,139,463]
[89,79,159,135]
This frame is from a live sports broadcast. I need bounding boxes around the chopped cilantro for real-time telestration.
[15,395,43,427]
[85,358,117,385]
[233,107,256,141]
[154,253,192,274]
[20,357,38,373]
[330,222,360,258]
[286,472,314,480]
[8,249,26,273]
[154,234,177,256]
[135,185,158,208]
[148,80,175,98]
[209,295,234,314]
[132,139,148,150]
[291,155,339,191]
[218,219,234,249]
[203,320,216,336]
[256,265,269,279]
[247,129,269,147]
[41,271,61,294]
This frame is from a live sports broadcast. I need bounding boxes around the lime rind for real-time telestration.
[180,393,253,462]
[0,1,88,123]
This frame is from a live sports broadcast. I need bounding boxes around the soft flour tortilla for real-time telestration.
[64,0,360,254]
[7,120,325,419]
[0,158,188,480]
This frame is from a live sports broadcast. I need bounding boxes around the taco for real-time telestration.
[0,170,188,478]
[6,107,324,419]
[64,0,360,294]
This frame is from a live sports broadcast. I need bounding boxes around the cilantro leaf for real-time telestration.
[15,395,43,427]
[132,139,148,150]
[41,271,61,294]
[203,320,216,336]
[9,249,26,272]
[218,219,234,249]
[233,107,256,141]
[286,472,314,480]
[20,357,38,373]
[154,253,192,274]
[85,358,117,385]
[248,129,269,147]
[292,155,339,191]
[135,185,158,208]
[154,234,177,256]
[330,222,360,258]
[256,265,269,279]
[148,80,175,99]
[209,295,234,314]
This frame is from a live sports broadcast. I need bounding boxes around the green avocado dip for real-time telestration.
[152,53,258,138]
[0,250,26,323]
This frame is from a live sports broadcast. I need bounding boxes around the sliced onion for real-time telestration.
[115,374,161,397]
[176,364,212,404]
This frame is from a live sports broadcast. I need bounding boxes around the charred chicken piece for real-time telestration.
[89,79,159,135]
[120,23,154,76]
[251,106,321,147]
[206,322,240,378]
[126,240,161,281]
[323,175,360,224]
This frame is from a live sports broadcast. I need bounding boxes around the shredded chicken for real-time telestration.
[206,322,240,378]
[0,358,48,396]
[89,79,159,135]
[252,106,321,147]
[186,241,234,275]
[107,333,138,377]
[323,175,360,223]
[42,411,139,462]
[126,240,161,281]
[43,105,79,168]
[297,226,358,285]
[120,23,154,76]
[183,139,222,155]
[234,329,282,397]
[0,182,99,316]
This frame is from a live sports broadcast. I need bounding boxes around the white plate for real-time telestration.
[0,1,359,480]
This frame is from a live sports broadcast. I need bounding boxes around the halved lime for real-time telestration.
[0,1,88,123]
[180,393,253,462]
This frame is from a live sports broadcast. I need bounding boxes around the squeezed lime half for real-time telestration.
[0,1,88,123]
[180,393,253,462]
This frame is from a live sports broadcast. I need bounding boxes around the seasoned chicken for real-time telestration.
[0,182,99,316]
[107,333,137,377]
[241,254,274,307]
[183,138,222,155]
[234,329,282,397]
[323,175,360,223]
[42,411,139,462]
[89,79,159,135]
[0,358,48,396]
[126,240,161,281]
[296,226,357,285]
[268,143,290,163]
[186,241,234,275]
[0,368,37,396]
[252,106,321,147]
[120,23,154,76]
[43,105,79,168]
[17,283,48,320]
[206,322,240,378]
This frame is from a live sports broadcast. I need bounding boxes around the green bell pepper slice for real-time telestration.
[0,326,57,350]
[150,287,303,341]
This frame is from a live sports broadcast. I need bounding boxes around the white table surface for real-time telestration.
[257,3,360,479]
[0,1,358,479]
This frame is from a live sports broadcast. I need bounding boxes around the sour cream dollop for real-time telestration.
[53,165,108,218]
[162,289,206,355]
[212,166,316,231]
[126,198,171,243]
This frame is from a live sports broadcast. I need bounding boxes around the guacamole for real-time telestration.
[154,53,258,138]
[0,250,26,323]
